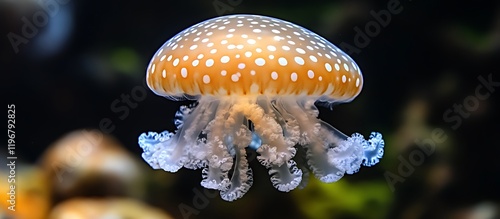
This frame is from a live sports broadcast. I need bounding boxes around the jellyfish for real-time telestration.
[138,14,384,201]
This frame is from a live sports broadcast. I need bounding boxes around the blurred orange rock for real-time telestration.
[48,198,174,219]
[39,129,146,200]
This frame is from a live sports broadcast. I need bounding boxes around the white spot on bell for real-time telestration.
[325,63,332,72]
[307,70,314,79]
[192,60,199,67]
[274,36,284,41]
[231,74,239,82]
[206,59,214,67]
[278,57,288,66]
[335,63,340,71]
[309,55,317,62]
[294,57,305,65]
[255,58,266,66]
[271,71,279,80]
[290,72,298,82]
[296,48,306,54]
[203,75,211,84]
[238,63,246,69]
[343,63,350,71]
[181,68,188,78]
[157,48,164,56]
[221,56,230,64]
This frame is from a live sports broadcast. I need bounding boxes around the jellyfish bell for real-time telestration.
[139,14,385,201]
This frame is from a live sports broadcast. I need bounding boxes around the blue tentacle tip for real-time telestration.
[362,132,385,167]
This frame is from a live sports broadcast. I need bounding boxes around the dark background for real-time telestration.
[1,0,499,218]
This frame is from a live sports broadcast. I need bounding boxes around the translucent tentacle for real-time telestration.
[271,100,301,148]
[268,160,302,192]
[139,95,385,201]
[201,166,230,190]
[137,129,185,172]
[362,132,385,167]
[138,131,174,170]
[200,102,233,190]
[279,98,385,183]
[138,99,220,172]
[205,103,233,171]
[182,101,218,169]
[277,99,321,145]
[220,124,254,201]
[234,100,296,167]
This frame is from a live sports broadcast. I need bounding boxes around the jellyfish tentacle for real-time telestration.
[234,101,296,167]
[200,102,234,190]
[137,129,184,172]
[138,131,174,169]
[277,98,351,182]
[320,122,385,174]
[361,132,385,167]
[271,99,301,148]
[291,143,311,189]
[247,100,303,192]
[182,100,219,169]
[201,165,231,190]
[279,98,321,145]
[268,159,303,192]
[279,98,385,181]
[220,121,254,201]
[205,102,234,171]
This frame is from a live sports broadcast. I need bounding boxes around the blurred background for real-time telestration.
[1,0,499,218]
